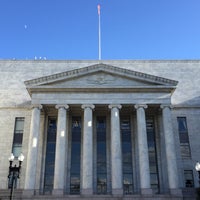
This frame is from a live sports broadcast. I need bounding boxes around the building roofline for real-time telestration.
[1,59,200,63]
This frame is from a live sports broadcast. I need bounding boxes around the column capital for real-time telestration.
[134,104,148,110]
[55,104,69,110]
[81,104,95,110]
[31,104,43,109]
[108,104,122,109]
[160,104,173,109]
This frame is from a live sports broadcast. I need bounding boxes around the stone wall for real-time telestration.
[0,60,200,107]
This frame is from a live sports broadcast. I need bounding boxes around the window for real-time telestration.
[70,117,81,194]
[177,117,191,158]
[12,117,24,157]
[146,117,159,193]
[44,118,57,194]
[184,170,194,188]
[96,117,107,194]
[121,117,133,194]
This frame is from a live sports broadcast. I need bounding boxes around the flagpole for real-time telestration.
[98,4,101,60]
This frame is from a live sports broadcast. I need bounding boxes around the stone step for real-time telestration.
[0,189,23,200]
[0,189,196,200]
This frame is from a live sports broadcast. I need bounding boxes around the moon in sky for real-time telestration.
[24,25,27,29]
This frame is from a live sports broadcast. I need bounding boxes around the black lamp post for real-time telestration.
[8,153,24,200]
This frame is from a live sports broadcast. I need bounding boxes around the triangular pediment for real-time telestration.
[25,63,178,94]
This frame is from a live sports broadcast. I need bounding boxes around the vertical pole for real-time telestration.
[10,173,15,200]
[98,4,101,60]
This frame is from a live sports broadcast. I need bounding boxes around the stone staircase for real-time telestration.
[0,189,23,200]
[0,189,197,200]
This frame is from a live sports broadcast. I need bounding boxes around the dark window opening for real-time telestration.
[70,117,81,194]
[146,117,159,193]
[96,117,107,194]
[44,118,57,194]
[177,117,191,158]
[121,117,133,194]
[184,170,194,188]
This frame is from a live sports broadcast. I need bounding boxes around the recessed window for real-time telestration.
[96,117,107,194]
[121,117,133,195]
[44,118,57,194]
[177,117,191,158]
[146,117,159,193]
[12,117,24,157]
[184,170,194,188]
[70,117,81,194]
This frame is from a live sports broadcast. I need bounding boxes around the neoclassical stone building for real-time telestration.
[0,60,200,200]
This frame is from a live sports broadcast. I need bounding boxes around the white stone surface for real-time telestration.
[81,104,95,194]
[24,105,42,189]
[135,104,151,191]
[109,104,123,193]
[31,92,171,105]
[53,105,69,193]
[161,105,179,189]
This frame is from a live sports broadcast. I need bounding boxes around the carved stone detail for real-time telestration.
[87,74,115,85]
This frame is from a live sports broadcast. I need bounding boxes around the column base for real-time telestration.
[141,188,153,195]
[52,189,64,195]
[170,188,182,196]
[81,188,93,195]
[112,188,123,196]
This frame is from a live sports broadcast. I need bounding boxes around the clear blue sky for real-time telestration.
[0,0,200,60]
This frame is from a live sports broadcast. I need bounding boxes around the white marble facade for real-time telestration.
[0,60,200,199]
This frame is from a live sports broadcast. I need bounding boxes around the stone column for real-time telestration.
[135,104,152,195]
[161,105,181,195]
[53,105,69,195]
[24,105,42,195]
[81,104,95,195]
[108,104,123,195]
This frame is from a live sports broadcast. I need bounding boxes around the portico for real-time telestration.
[23,64,181,197]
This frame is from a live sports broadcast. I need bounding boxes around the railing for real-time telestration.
[123,184,133,195]
[70,185,80,194]
[97,183,107,194]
